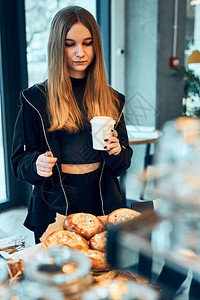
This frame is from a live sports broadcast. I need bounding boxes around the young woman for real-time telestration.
[11,6,133,243]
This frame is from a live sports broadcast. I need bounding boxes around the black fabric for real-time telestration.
[58,129,103,164]
[10,81,133,231]
[62,168,103,215]
[58,77,102,164]
[34,226,48,244]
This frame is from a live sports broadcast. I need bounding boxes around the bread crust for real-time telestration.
[90,231,107,252]
[106,208,141,226]
[97,215,107,224]
[84,249,109,271]
[44,229,89,251]
[93,270,136,283]
[64,213,105,240]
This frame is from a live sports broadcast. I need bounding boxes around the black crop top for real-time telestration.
[57,77,102,164]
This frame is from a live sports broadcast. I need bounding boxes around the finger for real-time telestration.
[104,137,119,149]
[41,151,57,163]
[104,137,118,145]
[41,165,52,172]
[39,165,53,175]
[108,146,121,155]
[36,155,55,175]
[45,151,53,157]
[37,164,52,176]
[38,170,53,177]
[105,141,121,155]
[40,156,57,164]
[111,129,118,137]
[36,160,56,171]
[104,143,120,152]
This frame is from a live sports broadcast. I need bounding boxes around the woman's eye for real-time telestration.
[65,43,75,47]
[84,41,93,46]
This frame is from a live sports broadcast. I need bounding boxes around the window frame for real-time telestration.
[96,0,111,83]
[0,0,31,210]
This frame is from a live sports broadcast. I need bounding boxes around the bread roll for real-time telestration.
[97,215,107,224]
[106,208,141,226]
[90,231,107,252]
[93,270,136,283]
[114,270,137,281]
[44,229,89,251]
[84,249,109,271]
[64,213,105,240]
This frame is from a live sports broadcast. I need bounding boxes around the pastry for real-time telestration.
[114,270,137,281]
[93,269,136,283]
[84,249,109,271]
[90,231,107,252]
[97,215,107,224]
[106,208,141,226]
[44,229,89,251]
[64,213,105,240]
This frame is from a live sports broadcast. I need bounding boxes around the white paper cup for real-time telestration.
[90,116,116,150]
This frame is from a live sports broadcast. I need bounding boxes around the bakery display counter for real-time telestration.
[4,207,200,299]
[106,209,200,300]
[0,210,164,299]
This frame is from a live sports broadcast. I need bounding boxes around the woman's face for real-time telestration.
[65,22,94,78]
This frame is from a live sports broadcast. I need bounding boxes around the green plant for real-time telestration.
[174,67,200,117]
[174,66,200,98]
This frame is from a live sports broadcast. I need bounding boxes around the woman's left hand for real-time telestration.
[104,129,121,155]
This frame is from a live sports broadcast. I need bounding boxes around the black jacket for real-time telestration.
[11,82,133,230]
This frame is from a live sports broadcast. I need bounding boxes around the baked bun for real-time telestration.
[93,270,136,283]
[93,270,117,283]
[64,213,105,240]
[44,229,89,251]
[90,231,107,252]
[84,249,109,271]
[106,208,141,226]
[114,270,137,281]
[97,215,107,224]
[7,258,24,279]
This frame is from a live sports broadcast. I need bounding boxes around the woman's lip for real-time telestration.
[73,61,87,64]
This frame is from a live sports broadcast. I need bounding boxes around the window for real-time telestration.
[25,0,96,86]
[184,0,200,116]
[0,93,6,203]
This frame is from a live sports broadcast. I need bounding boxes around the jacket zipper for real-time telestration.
[21,91,69,215]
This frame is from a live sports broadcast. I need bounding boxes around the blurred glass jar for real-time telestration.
[152,117,200,254]
[154,117,200,215]
[0,258,9,298]
[23,246,92,299]
[1,280,64,300]
[0,257,8,283]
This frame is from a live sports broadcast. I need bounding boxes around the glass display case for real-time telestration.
[107,117,200,300]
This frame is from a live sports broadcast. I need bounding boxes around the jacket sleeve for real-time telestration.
[101,112,133,177]
[10,93,46,185]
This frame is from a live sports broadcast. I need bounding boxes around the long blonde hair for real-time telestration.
[47,6,120,132]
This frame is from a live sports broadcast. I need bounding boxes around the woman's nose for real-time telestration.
[75,45,84,58]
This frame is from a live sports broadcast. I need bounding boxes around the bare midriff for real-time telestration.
[61,162,101,174]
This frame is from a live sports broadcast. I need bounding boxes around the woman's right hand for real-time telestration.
[36,151,57,177]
